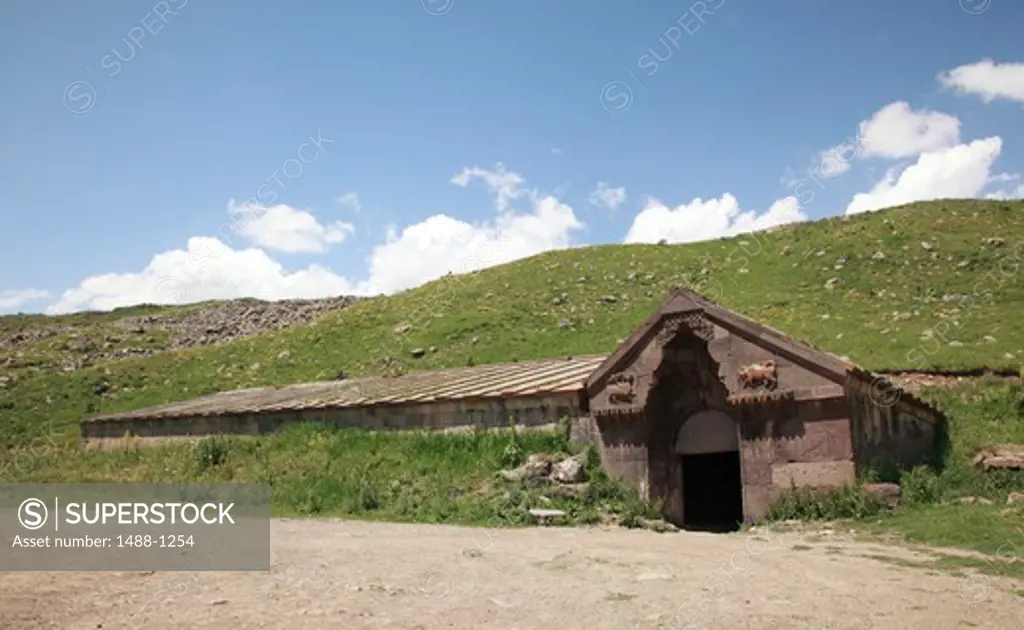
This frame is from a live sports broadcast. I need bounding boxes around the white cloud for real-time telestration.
[364,193,583,294]
[624,194,806,244]
[551,147,563,155]
[845,137,1003,215]
[857,102,961,159]
[227,201,355,254]
[0,288,50,312]
[984,173,1024,200]
[939,59,1024,105]
[817,102,961,177]
[588,182,627,211]
[451,162,527,212]
[47,164,586,312]
[47,237,362,314]
[336,191,362,212]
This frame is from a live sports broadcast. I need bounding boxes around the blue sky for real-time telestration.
[1,0,1022,313]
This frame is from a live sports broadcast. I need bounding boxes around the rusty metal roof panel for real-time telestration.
[86,355,606,423]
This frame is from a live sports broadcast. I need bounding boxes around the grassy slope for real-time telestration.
[2,200,1023,447]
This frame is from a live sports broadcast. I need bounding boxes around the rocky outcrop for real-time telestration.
[113,296,361,349]
[1,295,361,372]
[971,445,1024,471]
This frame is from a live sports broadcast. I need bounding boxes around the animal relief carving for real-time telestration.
[606,372,637,405]
[738,360,778,391]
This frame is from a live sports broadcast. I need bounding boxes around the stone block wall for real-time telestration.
[81,393,583,449]
[737,396,855,518]
[848,376,941,474]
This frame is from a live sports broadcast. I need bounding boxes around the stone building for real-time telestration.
[577,289,942,530]
[81,288,943,530]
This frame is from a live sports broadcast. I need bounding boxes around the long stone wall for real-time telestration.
[82,393,583,450]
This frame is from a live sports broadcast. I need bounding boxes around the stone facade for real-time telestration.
[579,288,943,526]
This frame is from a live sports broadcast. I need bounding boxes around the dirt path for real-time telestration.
[2,519,1021,629]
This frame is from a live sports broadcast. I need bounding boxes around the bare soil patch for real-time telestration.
[2,519,1021,629]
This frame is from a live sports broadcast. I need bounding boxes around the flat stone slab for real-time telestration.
[528,509,566,519]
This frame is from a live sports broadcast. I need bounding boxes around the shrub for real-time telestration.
[763,484,887,522]
[194,436,231,471]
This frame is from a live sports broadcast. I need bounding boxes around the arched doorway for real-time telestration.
[674,410,744,532]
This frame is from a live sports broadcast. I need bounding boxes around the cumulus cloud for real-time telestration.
[0,288,50,313]
[624,194,806,244]
[47,164,586,312]
[845,137,1003,215]
[588,182,627,211]
[939,59,1024,105]
[816,102,961,177]
[227,202,355,254]
[364,193,583,294]
[47,237,362,314]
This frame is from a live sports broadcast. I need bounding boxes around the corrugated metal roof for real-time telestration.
[86,355,607,423]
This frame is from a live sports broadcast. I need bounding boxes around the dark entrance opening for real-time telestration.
[681,451,744,532]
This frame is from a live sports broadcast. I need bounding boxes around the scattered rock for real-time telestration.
[92,380,110,396]
[499,454,553,482]
[953,496,993,505]
[921,241,934,251]
[1007,492,1024,505]
[948,341,964,347]
[551,455,587,484]
[971,446,1024,471]
[410,348,426,358]
[558,320,572,330]
[636,517,678,533]
[210,599,228,606]
[276,350,292,360]
[824,277,841,291]
[872,251,886,261]
[394,323,413,335]
[599,295,617,304]
[863,483,901,508]
[528,508,566,524]
[985,237,1005,247]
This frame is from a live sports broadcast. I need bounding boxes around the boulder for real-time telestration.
[499,454,553,482]
[551,455,587,484]
[1007,492,1024,505]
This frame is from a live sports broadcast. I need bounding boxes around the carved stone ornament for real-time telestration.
[606,372,637,405]
[682,313,714,341]
[655,316,685,346]
[737,360,779,391]
[656,313,714,347]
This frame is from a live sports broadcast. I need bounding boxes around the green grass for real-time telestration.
[2,424,658,527]
[862,503,1024,557]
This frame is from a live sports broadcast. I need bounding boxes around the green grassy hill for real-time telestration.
[1,199,1022,451]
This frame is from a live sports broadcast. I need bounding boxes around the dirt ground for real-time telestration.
[2,519,1021,629]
